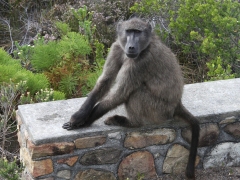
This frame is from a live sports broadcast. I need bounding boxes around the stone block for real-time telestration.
[203,142,240,169]
[118,150,157,180]
[219,116,237,124]
[74,135,106,149]
[124,128,176,149]
[75,169,116,180]
[182,123,219,147]
[27,140,75,159]
[16,79,240,179]
[31,159,53,178]
[57,156,78,166]
[20,146,53,177]
[57,170,71,179]
[224,122,240,138]
[80,148,122,165]
[163,144,200,174]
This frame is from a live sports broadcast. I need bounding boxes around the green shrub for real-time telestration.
[169,0,239,80]
[0,64,22,83]
[28,6,104,98]
[53,91,66,100]
[31,41,60,71]
[29,29,92,97]
[58,32,91,58]
[72,5,95,43]
[81,40,105,96]
[0,48,20,66]
[13,42,34,70]
[0,48,51,95]
[26,73,49,94]
[59,74,78,97]
[206,56,235,81]
[55,22,71,36]
[130,0,240,82]
[0,158,23,180]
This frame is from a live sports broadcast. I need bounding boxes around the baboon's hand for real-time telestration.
[62,111,88,130]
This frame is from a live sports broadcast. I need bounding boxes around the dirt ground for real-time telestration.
[1,167,239,180]
[158,167,240,180]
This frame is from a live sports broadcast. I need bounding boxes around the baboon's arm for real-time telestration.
[86,67,142,125]
[62,43,123,129]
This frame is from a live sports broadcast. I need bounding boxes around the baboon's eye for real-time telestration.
[126,29,142,33]
[134,30,141,33]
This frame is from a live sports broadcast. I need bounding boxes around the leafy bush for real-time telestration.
[130,0,240,82]
[0,49,49,94]
[59,74,78,97]
[27,6,106,98]
[0,158,23,180]
[13,42,34,70]
[53,91,66,101]
[169,0,239,81]
[31,41,60,71]
[31,32,91,97]
[58,32,91,58]
[0,48,20,66]
[25,73,49,94]
[55,22,71,36]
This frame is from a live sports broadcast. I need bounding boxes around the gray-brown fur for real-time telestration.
[63,17,199,179]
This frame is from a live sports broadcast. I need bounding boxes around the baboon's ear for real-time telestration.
[148,22,152,32]
[117,20,123,32]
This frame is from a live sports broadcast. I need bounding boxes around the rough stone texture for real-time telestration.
[21,169,34,180]
[27,140,75,159]
[74,135,106,149]
[118,151,157,180]
[75,169,116,180]
[163,144,200,174]
[224,122,240,138]
[57,156,78,166]
[18,127,29,149]
[20,146,53,177]
[16,111,23,127]
[182,123,219,147]
[124,128,176,149]
[203,142,240,169]
[80,148,122,165]
[17,78,240,145]
[182,78,240,120]
[17,131,23,147]
[219,116,237,124]
[108,132,122,140]
[20,147,31,169]
[22,169,54,180]
[57,170,71,179]
[17,78,240,179]
[31,159,53,178]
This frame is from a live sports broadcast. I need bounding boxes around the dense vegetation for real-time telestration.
[0,0,239,178]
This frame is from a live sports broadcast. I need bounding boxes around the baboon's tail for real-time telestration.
[174,102,200,179]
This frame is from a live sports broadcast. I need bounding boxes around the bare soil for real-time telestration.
[158,167,240,180]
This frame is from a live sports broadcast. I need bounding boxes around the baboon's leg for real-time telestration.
[104,115,134,127]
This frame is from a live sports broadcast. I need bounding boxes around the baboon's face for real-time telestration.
[117,18,152,59]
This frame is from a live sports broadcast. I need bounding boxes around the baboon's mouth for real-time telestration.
[126,53,138,59]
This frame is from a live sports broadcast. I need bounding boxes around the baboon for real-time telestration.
[63,17,199,179]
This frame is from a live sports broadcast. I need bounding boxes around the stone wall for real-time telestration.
[17,79,240,180]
